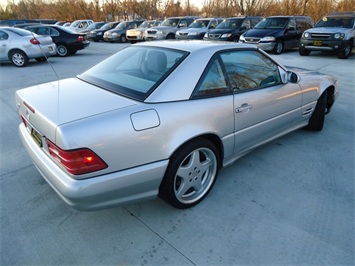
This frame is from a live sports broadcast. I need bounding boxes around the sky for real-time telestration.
[0,0,205,9]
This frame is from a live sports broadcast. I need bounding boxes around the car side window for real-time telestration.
[220,50,281,92]
[0,30,8,40]
[193,57,230,97]
[242,19,251,29]
[287,19,297,30]
[179,19,187,27]
[50,28,59,36]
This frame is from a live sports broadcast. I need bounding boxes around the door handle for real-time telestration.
[236,103,252,113]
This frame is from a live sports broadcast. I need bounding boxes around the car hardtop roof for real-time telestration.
[134,40,257,52]
[225,16,262,19]
[327,11,355,17]
[266,15,311,18]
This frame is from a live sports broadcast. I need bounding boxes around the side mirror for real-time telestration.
[287,71,300,83]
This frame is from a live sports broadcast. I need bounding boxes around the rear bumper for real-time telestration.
[19,123,168,211]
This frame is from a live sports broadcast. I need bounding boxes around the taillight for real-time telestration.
[30,38,40,45]
[20,115,27,127]
[46,139,107,175]
[78,36,84,42]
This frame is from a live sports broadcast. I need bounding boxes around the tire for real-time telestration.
[338,41,352,59]
[119,35,127,43]
[159,138,220,209]
[166,34,175,39]
[57,44,69,57]
[273,41,284,54]
[35,57,47,62]
[305,90,327,131]
[9,50,29,67]
[299,47,311,56]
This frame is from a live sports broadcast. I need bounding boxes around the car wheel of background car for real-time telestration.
[9,50,29,67]
[273,41,284,54]
[57,44,69,57]
[337,41,352,59]
[35,57,47,62]
[119,35,127,43]
[166,33,175,39]
[299,47,311,56]
[159,138,220,209]
[305,90,327,131]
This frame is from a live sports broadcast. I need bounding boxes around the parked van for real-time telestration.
[239,16,314,54]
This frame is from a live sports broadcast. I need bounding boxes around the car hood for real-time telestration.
[243,28,283,37]
[306,27,351,34]
[152,26,176,31]
[180,28,207,33]
[209,29,234,34]
[16,78,137,141]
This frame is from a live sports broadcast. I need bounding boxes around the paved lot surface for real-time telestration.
[0,42,354,265]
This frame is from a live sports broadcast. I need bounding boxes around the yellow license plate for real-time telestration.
[31,128,43,147]
[313,40,322,46]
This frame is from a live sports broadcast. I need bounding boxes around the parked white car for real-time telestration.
[68,20,94,32]
[0,27,56,67]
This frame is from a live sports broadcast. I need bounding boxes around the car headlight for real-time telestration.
[239,35,245,41]
[97,32,102,35]
[334,33,345,39]
[204,33,208,38]
[303,32,310,38]
[112,32,118,36]
[157,30,165,35]
[189,32,198,35]
[221,33,232,38]
[261,36,276,42]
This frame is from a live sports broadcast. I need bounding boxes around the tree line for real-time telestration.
[0,0,354,24]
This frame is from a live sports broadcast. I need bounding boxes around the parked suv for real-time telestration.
[204,16,262,42]
[175,18,223,40]
[239,16,314,54]
[144,17,195,40]
[299,11,355,59]
[104,20,144,43]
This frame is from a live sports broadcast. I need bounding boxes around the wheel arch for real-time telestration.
[7,48,27,60]
[168,133,224,170]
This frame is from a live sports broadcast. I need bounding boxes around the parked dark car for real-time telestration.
[103,20,144,43]
[87,21,120,42]
[78,21,106,33]
[23,24,90,56]
[239,16,314,54]
[203,16,262,42]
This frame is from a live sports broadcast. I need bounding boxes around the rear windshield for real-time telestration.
[78,46,188,101]
[315,17,354,28]
[255,18,290,29]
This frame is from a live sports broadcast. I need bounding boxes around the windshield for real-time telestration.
[315,17,354,28]
[188,19,210,28]
[216,18,243,29]
[115,22,127,29]
[79,46,188,101]
[255,18,289,29]
[161,18,180,27]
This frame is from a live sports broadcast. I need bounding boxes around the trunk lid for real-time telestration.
[16,78,137,142]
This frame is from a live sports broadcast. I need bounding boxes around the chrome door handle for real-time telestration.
[236,103,252,113]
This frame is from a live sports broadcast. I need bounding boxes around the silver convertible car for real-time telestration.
[16,41,338,210]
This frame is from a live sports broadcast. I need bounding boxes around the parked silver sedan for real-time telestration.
[16,41,338,210]
[0,27,56,67]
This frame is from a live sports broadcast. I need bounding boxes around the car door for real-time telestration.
[218,49,303,154]
[0,30,9,60]
[284,18,299,49]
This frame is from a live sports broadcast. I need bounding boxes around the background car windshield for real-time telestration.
[216,19,243,29]
[58,26,78,33]
[315,17,354,28]
[79,46,188,101]
[116,22,127,29]
[189,19,210,28]
[161,19,180,27]
[255,18,289,29]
